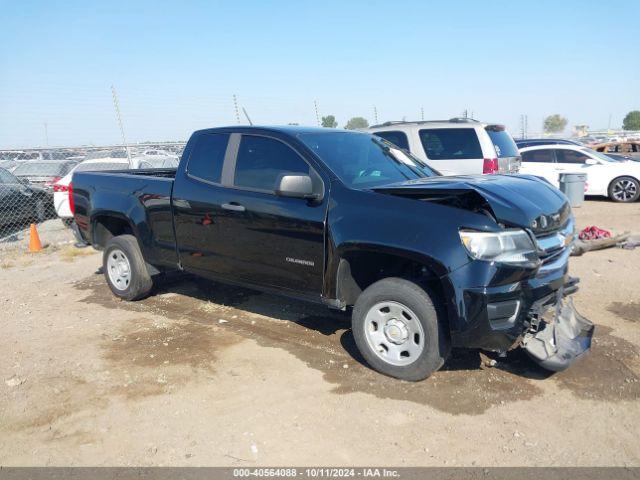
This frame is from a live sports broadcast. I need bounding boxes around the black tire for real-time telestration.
[352,277,450,381]
[103,234,153,301]
[608,176,640,203]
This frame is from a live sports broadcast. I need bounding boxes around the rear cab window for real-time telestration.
[418,128,482,160]
[485,125,519,157]
[372,131,410,150]
[186,133,230,184]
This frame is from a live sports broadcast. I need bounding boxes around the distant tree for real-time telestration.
[622,111,640,130]
[344,117,369,130]
[321,115,338,128]
[543,114,568,134]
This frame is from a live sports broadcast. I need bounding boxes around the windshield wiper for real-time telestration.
[377,143,426,178]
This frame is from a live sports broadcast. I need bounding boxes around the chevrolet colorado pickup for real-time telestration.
[72,126,593,381]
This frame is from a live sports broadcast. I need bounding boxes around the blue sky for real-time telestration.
[1,0,639,148]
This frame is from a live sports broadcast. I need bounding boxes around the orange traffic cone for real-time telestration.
[28,223,43,253]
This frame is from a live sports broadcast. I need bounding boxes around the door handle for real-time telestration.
[222,202,246,212]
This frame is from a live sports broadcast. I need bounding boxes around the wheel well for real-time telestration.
[336,251,445,308]
[92,215,134,249]
[609,175,639,189]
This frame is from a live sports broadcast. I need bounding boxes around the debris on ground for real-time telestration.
[618,235,640,250]
[572,232,631,256]
[579,226,611,241]
[5,376,26,387]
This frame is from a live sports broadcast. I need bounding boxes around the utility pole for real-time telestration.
[421,107,424,121]
[44,122,49,146]
[520,115,529,139]
[111,85,132,166]
[233,94,241,124]
[314,100,320,126]
[242,107,253,125]
[373,106,379,125]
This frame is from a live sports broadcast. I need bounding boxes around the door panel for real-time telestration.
[216,134,327,294]
[520,149,559,186]
[172,132,237,276]
[213,189,326,293]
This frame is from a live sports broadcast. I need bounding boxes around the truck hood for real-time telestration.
[373,174,570,233]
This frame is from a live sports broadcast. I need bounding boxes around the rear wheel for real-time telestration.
[352,277,450,381]
[608,176,640,202]
[103,234,153,301]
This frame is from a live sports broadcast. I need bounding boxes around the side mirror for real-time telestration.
[585,158,599,165]
[275,174,316,199]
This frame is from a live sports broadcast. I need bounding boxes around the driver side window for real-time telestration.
[234,135,309,192]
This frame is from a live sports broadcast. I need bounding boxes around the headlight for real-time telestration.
[459,229,539,265]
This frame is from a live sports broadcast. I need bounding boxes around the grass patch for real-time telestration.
[58,245,97,262]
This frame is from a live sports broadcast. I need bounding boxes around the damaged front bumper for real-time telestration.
[522,293,594,372]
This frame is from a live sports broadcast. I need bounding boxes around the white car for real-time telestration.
[134,156,179,169]
[53,158,131,225]
[519,144,640,203]
[367,118,521,175]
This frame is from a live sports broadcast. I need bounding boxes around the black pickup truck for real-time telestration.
[73,126,593,380]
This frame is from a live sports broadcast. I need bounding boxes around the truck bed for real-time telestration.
[91,167,177,179]
[73,168,178,267]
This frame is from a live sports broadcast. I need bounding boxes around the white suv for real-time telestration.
[367,118,521,175]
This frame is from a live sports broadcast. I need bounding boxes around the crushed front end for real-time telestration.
[444,213,594,372]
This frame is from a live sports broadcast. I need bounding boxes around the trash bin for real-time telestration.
[559,172,587,207]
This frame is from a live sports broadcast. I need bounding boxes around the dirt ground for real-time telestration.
[0,199,639,467]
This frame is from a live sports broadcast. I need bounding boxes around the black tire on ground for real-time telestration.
[351,277,450,381]
[103,234,153,301]
[608,176,640,203]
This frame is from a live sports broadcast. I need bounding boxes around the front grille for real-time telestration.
[535,218,574,267]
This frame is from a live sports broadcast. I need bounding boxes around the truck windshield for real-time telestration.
[298,131,437,189]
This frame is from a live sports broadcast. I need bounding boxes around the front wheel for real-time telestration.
[608,176,640,203]
[103,234,153,301]
[352,277,450,381]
